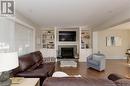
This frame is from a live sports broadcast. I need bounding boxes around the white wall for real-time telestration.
[92,32,98,53]
[93,29,130,59]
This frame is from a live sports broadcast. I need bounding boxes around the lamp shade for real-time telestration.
[0,52,18,72]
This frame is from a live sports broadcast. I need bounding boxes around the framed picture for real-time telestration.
[106,36,122,46]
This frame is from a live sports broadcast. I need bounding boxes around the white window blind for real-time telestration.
[15,23,34,56]
[0,17,15,52]
[0,17,34,55]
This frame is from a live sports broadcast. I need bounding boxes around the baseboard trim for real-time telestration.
[106,56,127,59]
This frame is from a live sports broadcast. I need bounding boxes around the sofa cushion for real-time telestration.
[115,79,130,86]
[36,60,44,66]
[38,62,55,77]
[16,67,48,78]
[27,64,38,71]
[27,60,43,71]
[19,54,35,71]
[32,51,43,63]
[16,63,55,78]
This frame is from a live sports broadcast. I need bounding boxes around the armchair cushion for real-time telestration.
[87,60,99,66]
[93,55,104,62]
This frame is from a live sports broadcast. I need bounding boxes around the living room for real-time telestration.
[0,0,130,86]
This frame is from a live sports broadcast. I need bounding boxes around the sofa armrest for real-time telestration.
[108,73,125,81]
[43,77,116,86]
[11,66,22,77]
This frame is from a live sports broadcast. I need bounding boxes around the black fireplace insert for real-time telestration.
[61,48,74,58]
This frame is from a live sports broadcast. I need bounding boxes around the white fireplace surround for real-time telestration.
[40,27,92,62]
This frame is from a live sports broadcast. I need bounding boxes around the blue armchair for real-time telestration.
[87,53,106,71]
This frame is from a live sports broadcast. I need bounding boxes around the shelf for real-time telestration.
[81,30,91,49]
[42,30,55,49]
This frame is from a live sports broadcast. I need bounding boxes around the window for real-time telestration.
[0,17,15,52]
[15,23,34,56]
[0,17,35,55]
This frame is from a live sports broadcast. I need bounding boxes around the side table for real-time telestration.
[11,78,40,86]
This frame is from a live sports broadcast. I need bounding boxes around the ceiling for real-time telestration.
[110,22,130,30]
[16,0,130,28]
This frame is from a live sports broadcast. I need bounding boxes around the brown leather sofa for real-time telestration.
[12,51,55,86]
[43,74,130,86]
[108,73,130,86]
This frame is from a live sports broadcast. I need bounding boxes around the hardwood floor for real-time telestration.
[55,59,130,79]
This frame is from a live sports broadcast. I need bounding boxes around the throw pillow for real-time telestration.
[52,71,69,77]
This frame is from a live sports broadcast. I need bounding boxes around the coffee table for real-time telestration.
[11,78,40,86]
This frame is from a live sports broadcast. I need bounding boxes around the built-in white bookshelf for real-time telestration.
[41,30,55,49]
[40,27,92,62]
[81,30,91,49]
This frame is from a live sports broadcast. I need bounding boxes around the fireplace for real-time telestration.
[61,48,74,59]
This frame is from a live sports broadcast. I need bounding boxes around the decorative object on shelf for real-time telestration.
[106,36,122,47]
[43,57,56,63]
[126,49,130,54]
[41,30,55,49]
[81,30,91,49]
[86,44,89,48]
[43,44,47,48]
[126,49,130,64]
[0,52,18,86]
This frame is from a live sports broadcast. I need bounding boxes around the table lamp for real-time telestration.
[0,52,18,86]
